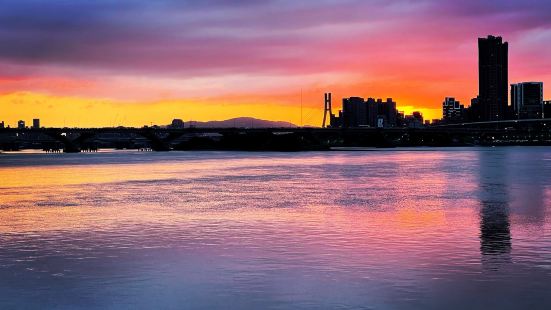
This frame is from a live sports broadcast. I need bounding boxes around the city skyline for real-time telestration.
[1,1,551,127]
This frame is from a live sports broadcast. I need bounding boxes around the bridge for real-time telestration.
[1,118,551,152]
[432,118,551,129]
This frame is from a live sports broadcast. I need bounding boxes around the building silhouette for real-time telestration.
[170,119,185,129]
[342,97,367,127]
[330,110,343,128]
[375,98,397,128]
[545,100,551,118]
[17,120,25,129]
[511,82,544,119]
[404,111,424,128]
[32,118,40,129]
[0,121,4,129]
[442,97,465,123]
[478,35,509,121]
[366,98,378,127]
[333,97,397,128]
[468,97,481,122]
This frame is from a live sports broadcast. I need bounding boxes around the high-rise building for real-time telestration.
[511,82,543,119]
[342,97,367,127]
[32,118,40,129]
[0,121,4,129]
[338,97,397,128]
[478,35,508,121]
[18,120,25,129]
[366,98,379,127]
[381,98,397,128]
[442,97,464,123]
[366,98,397,128]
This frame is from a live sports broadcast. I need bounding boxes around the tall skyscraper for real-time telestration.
[33,118,40,129]
[511,82,543,119]
[478,35,508,121]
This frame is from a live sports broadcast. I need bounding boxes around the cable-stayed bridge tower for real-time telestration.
[322,93,332,128]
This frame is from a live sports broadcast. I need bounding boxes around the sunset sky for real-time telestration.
[1,0,550,127]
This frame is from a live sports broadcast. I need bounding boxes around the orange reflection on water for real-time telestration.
[1,149,551,309]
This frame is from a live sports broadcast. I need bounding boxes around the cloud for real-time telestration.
[0,0,428,77]
[1,0,550,77]
[0,0,550,125]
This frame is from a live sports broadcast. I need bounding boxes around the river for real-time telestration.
[1,148,551,309]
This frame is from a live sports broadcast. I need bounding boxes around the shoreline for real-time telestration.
[2,144,551,155]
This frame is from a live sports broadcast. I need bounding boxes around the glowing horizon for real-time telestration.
[1,1,550,127]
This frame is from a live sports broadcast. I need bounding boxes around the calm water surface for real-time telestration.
[1,148,551,309]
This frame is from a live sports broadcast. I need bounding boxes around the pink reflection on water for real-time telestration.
[0,149,550,309]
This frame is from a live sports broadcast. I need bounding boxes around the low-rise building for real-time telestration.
[404,111,424,128]
[511,82,544,119]
[442,97,465,123]
[170,119,185,129]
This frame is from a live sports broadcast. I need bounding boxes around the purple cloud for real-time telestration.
[0,0,550,80]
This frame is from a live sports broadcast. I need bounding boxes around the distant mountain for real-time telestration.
[184,117,297,128]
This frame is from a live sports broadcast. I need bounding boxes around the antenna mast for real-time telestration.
[300,89,303,127]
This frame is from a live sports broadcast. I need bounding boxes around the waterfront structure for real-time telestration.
[511,82,544,119]
[32,119,40,129]
[4,121,551,152]
[17,120,25,129]
[442,97,465,123]
[478,35,508,121]
[170,119,185,129]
